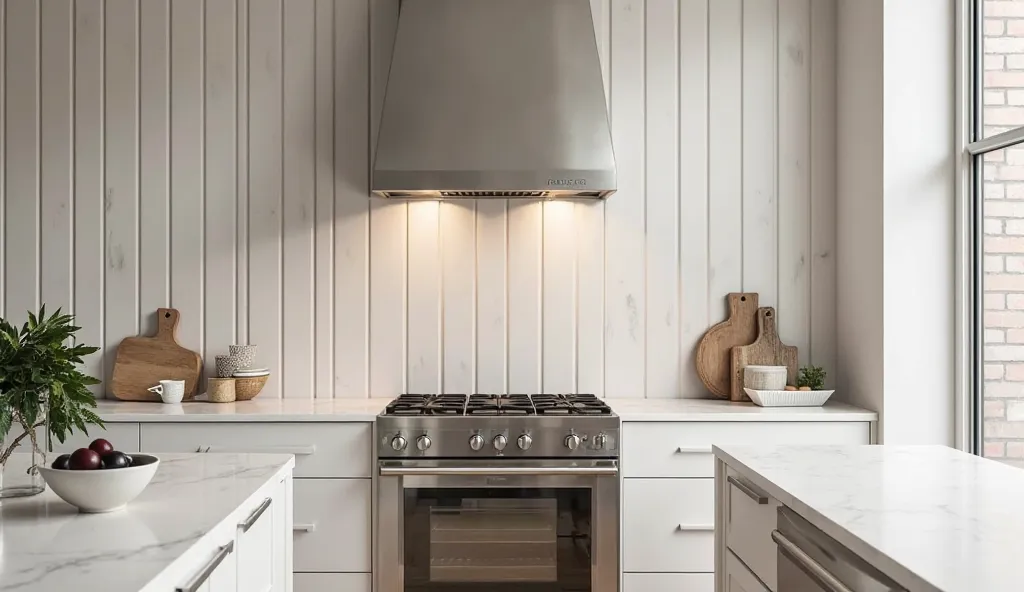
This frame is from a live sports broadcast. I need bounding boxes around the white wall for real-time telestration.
[836,0,955,444]
[0,0,838,399]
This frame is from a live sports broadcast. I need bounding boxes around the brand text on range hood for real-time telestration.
[371,0,617,199]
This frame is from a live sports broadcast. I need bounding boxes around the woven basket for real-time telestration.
[234,374,269,401]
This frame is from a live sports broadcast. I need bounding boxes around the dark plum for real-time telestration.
[50,454,71,470]
[102,451,131,470]
[69,448,101,470]
[89,438,114,456]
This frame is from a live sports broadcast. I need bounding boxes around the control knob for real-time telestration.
[469,434,485,451]
[593,433,607,450]
[517,434,533,450]
[416,435,432,451]
[564,433,582,451]
[493,434,508,451]
[390,435,407,451]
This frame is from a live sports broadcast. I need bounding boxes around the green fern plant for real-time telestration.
[0,306,103,467]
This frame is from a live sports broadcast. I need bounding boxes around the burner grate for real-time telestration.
[385,393,467,416]
[383,393,612,416]
[466,394,535,415]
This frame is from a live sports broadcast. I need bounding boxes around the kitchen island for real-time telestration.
[0,452,293,592]
[713,445,1024,592]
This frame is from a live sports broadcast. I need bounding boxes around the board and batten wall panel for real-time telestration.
[0,0,837,399]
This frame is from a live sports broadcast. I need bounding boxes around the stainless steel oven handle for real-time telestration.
[772,530,854,592]
[378,465,618,477]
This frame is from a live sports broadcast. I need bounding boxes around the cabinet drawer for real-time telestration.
[139,422,371,478]
[4,423,140,455]
[295,573,371,592]
[294,479,371,573]
[726,549,770,592]
[726,469,778,590]
[622,422,869,478]
[236,495,275,592]
[623,478,714,572]
[623,573,714,592]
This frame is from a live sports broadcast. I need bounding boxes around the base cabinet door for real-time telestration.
[725,551,770,592]
[177,541,237,592]
[294,573,370,592]
[623,573,714,592]
[236,495,275,592]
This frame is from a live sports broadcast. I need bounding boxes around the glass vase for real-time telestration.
[0,391,49,498]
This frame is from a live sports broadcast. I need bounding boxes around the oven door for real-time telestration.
[377,459,619,592]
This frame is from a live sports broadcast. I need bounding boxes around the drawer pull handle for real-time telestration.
[676,523,714,531]
[772,530,854,592]
[175,540,234,592]
[293,523,318,533]
[675,446,712,454]
[239,498,272,533]
[728,475,768,504]
[197,445,317,456]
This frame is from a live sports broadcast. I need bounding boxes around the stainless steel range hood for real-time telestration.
[371,0,616,199]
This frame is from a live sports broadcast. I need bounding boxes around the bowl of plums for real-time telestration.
[39,439,159,513]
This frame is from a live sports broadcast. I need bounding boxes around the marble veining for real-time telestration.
[714,445,1024,592]
[0,452,293,591]
[95,397,875,423]
[95,397,393,422]
[606,398,876,422]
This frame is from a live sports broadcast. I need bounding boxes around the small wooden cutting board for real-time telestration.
[695,293,760,398]
[110,308,203,401]
[730,307,798,402]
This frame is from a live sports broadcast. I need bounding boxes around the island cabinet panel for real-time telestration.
[139,422,371,478]
[725,550,769,592]
[623,573,715,592]
[294,573,371,592]
[724,467,779,590]
[236,495,277,592]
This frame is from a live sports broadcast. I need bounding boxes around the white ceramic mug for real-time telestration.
[148,380,186,404]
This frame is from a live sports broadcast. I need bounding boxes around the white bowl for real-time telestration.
[744,388,835,407]
[39,454,160,513]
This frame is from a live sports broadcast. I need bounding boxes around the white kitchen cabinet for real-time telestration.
[3,422,140,454]
[293,478,371,573]
[724,468,779,590]
[294,573,371,592]
[623,478,715,572]
[236,495,275,592]
[622,421,870,478]
[623,573,715,592]
[724,550,769,592]
[140,422,371,478]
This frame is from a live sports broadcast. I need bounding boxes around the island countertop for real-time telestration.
[0,452,294,592]
[713,444,1024,592]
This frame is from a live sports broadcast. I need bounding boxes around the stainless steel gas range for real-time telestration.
[376,394,620,592]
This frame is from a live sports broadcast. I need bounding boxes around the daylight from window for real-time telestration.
[980,0,1024,465]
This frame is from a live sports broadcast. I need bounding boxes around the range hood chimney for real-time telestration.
[371,0,616,199]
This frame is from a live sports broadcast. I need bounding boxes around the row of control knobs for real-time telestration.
[390,432,607,451]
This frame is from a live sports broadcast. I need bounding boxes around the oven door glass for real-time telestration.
[404,487,592,591]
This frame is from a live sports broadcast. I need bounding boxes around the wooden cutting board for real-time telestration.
[695,293,760,398]
[110,308,203,401]
[730,307,798,402]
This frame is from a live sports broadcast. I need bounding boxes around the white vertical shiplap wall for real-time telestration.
[1,0,837,399]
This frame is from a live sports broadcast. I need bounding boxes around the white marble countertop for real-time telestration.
[96,398,392,422]
[713,445,1024,592]
[607,398,876,422]
[95,397,875,423]
[0,452,294,592]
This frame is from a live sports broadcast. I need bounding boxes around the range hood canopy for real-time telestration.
[372,0,616,199]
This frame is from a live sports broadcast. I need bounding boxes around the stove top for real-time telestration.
[383,393,613,416]
[377,394,619,459]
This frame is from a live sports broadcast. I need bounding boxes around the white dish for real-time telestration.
[39,454,160,513]
[744,388,835,407]
[233,370,270,378]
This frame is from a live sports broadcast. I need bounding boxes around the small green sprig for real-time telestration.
[797,365,827,391]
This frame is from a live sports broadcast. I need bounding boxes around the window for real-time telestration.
[970,0,1024,464]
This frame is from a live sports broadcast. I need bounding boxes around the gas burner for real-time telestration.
[466,394,535,415]
[384,393,467,416]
